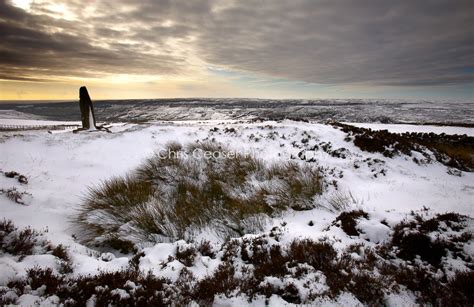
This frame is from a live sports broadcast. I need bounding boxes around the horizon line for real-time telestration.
[1,97,473,104]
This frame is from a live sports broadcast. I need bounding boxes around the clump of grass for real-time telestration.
[0,219,74,274]
[389,212,470,266]
[4,267,172,306]
[76,142,324,246]
[327,191,358,211]
[0,220,48,258]
[346,272,387,305]
[333,210,369,236]
[176,244,197,267]
[197,240,215,258]
[26,267,63,296]
[195,262,237,305]
[0,219,15,239]
[394,232,447,266]
[0,187,32,205]
[51,244,69,261]
[442,271,474,306]
[288,239,337,271]
[52,244,73,274]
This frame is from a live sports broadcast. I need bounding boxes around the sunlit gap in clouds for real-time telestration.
[11,0,76,20]
[10,0,32,10]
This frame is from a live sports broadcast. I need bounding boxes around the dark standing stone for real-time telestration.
[73,86,111,133]
[79,86,96,129]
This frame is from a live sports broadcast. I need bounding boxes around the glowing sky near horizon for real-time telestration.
[0,0,473,101]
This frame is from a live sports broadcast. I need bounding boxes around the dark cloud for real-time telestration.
[195,0,474,86]
[0,0,188,81]
[1,0,472,86]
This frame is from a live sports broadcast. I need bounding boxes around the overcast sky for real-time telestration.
[0,0,473,100]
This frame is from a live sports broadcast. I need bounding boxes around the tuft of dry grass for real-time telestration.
[76,142,324,246]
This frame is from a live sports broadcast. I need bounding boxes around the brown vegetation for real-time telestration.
[334,122,474,171]
[333,210,369,236]
[2,212,473,306]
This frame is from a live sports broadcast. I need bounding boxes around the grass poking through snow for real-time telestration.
[76,142,324,248]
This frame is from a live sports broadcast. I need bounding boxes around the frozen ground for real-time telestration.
[0,116,473,306]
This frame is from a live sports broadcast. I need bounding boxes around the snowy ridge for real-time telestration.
[1,98,473,124]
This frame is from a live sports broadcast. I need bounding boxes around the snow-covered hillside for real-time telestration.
[0,118,473,306]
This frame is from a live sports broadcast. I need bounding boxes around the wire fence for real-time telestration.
[0,124,80,131]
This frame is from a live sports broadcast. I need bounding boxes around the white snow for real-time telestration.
[356,218,391,243]
[0,117,472,305]
[0,118,81,127]
[0,110,43,121]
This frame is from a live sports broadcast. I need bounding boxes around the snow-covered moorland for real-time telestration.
[0,118,473,306]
